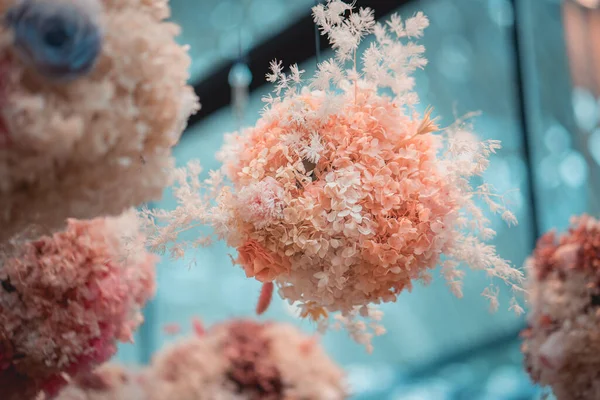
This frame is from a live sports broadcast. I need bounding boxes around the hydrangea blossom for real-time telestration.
[141,0,523,348]
[54,319,346,400]
[144,319,347,400]
[55,364,146,400]
[522,215,600,400]
[0,210,156,400]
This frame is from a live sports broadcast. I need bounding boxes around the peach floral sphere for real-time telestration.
[144,319,347,400]
[142,0,523,346]
[0,210,156,400]
[522,215,600,400]
[220,89,471,311]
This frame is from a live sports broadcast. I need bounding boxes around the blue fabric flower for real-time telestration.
[5,0,102,81]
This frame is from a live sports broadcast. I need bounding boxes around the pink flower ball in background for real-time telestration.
[0,0,199,244]
[145,319,347,400]
[55,364,145,400]
[0,210,156,400]
[522,215,600,400]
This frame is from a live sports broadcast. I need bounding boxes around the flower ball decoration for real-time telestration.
[522,215,600,400]
[55,364,146,400]
[0,0,199,243]
[144,319,347,400]
[143,0,523,346]
[0,210,157,400]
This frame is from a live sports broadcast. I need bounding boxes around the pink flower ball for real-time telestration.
[208,84,522,338]
[145,319,347,400]
[0,0,199,244]
[522,215,600,400]
[141,2,522,346]
[220,90,459,313]
[55,364,146,400]
[0,210,156,400]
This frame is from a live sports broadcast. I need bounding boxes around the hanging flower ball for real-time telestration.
[0,0,199,243]
[145,319,347,400]
[522,215,600,400]
[0,210,157,400]
[141,0,523,346]
[55,364,145,400]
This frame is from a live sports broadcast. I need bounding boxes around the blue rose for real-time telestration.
[5,0,102,81]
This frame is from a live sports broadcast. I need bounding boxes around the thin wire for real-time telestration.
[238,26,243,63]
[138,200,157,364]
[234,12,245,132]
[238,0,244,62]
[314,0,321,65]
[508,0,541,243]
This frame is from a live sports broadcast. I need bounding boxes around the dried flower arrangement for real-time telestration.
[0,0,199,243]
[144,319,346,400]
[0,210,156,400]
[55,364,145,400]
[140,0,523,349]
[53,319,345,400]
[522,215,600,400]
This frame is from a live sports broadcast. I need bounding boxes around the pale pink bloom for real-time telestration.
[0,211,156,399]
[0,0,199,244]
[522,215,600,399]
[55,364,145,400]
[237,177,285,229]
[144,319,347,400]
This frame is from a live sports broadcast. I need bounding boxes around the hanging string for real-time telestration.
[229,19,252,131]
[238,27,243,65]
[314,0,321,66]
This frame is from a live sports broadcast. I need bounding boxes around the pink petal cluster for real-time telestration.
[522,215,600,400]
[222,90,461,308]
[55,364,147,400]
[0,210,157,400]
[144,319,347,400]
[236,177,286,229]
